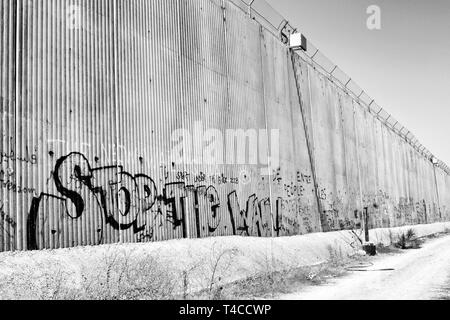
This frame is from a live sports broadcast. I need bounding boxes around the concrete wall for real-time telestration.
[292,52,449,232]
[0,0,448,252]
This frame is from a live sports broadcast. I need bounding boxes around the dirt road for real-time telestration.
[282,235,450,300]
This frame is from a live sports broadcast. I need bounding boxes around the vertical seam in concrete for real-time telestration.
[257,27,275,238]
[338,94,351,224]
[257,26,276,280]
[287,48,301,234]
[221,0,231,113]
[112,0,122,244]
[14,0,20,251]
[290,52,323,233]
[176,0,190,239]
[353,102,365,231]
[433,165,442,220]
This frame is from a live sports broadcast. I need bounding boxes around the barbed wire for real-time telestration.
[228,0,450,175]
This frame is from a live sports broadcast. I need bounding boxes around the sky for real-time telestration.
[266,0,450,164]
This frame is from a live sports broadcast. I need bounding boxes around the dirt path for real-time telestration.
[281,235,450,300]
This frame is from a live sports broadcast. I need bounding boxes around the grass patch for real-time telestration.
[0,248,178,300]
[215,263,348,299]
[438,287,450,300]
[2,228,448,300]
[191,247,369,300]
[377,227,450,254]
[376,244,402,255]
[436,277,450,300]
[67,249,178,300]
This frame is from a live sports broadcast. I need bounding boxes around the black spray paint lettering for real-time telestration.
[0,143,38,166]
[0,176,36,195]
[27,152,157,249]
[1,201,17,229]
[227,191,273,238]
[27,152,293,250]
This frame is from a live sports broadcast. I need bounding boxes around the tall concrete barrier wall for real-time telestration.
[0,0,449,252]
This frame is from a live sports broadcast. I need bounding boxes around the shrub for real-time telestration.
[68,249,178,300]
[395,229,421,250]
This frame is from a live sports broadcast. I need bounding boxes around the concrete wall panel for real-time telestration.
[0,0,449,252]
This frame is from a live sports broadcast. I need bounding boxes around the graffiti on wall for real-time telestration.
[0,200,16,247]
[26,152,306,250]
[0,146,441,251]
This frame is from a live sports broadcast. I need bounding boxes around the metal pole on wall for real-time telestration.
[432,160,443,221]
[248,0,255,18]
[364,207,370,243]
[290,52,325,232]
[353,104,365,234]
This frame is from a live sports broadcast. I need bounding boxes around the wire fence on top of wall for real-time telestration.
[229,0,450,175]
